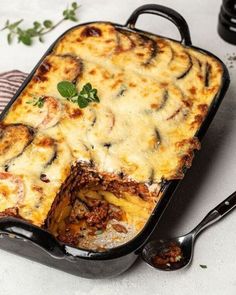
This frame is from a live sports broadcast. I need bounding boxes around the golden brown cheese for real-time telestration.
[0,22,223,227]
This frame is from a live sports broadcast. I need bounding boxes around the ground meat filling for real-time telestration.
[46,162,157,249]
[71,162,156,200]
[56,197,124,247]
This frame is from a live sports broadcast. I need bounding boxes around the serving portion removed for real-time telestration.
[0,22,223,251]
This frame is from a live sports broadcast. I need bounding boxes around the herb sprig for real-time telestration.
[199,264,207,269]
[0,2,79,46]
[57,81,100,108]
[26,96,45,108]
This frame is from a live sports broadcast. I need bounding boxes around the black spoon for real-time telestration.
[142,190,236,271]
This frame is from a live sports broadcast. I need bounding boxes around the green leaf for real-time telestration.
[69,15,78,22]
[77,96,89,108]
[9,19,23,30]
[57,81,78,98]
[79,83,100,103]
[7,33,13,44]
[33,21,41,29]
[57,80,100,109]
[39,36,44,43]
[43,20,53,28]
[63,10,68,17]
[72,2,78,9]
[18,32,32,46]
[26,96,45,108]
[26,28,37,36]
[199,264,207,269]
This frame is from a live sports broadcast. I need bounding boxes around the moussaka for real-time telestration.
[0,23,223,251]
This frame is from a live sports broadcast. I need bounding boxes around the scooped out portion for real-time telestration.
[46,162,157,250]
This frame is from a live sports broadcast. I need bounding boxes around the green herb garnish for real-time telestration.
[57,81,100,108]
[26,96,45,108]
[199,264,207,269]
[0,2,80,46]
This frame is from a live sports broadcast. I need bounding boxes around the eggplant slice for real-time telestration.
[169,47,193,80]
[204,62,212,87]
[0,124,35,168]
[28,54,82,98]
[112,29,158,67]
[6,134,57,176]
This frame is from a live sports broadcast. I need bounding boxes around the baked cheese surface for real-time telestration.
[0,23,223,225]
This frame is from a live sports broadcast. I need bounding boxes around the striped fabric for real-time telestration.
[0,70,28,113]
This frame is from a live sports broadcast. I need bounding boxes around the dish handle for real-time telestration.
[0,217,65,259]
[125,4,192,46]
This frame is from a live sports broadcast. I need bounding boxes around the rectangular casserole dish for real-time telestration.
[0,4,230,278]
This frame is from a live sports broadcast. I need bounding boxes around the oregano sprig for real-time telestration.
[0,2,80,46]
[57,81,100,108]
[26,96,45,108]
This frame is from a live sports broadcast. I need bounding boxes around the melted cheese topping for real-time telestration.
[0,23,223,226]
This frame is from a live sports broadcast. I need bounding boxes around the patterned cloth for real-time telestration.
[0,70,28,113]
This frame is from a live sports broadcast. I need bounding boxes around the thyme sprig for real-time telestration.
[0,2,80,46]
[26,96,45,108]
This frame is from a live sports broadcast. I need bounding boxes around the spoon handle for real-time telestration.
[192,190,236,236]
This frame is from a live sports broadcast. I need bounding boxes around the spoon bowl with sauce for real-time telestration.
[142,190,236,271]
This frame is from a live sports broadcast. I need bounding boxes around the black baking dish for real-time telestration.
[0,4,230,278]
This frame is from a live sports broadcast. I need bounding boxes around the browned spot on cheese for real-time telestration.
[189,87,196,95]
[198,104,208,114]
[151,103,159,109]
[176,138,200,150]
[81,26,102,38]
[179,54,187,60]
[12,97,23,111]
[102,71,111,80]
[111,79,123,89]
[89,69,96,75]
[160,82,169,88]
[197,74,204,81]
[69,108,83,119]
[0,185,10,198]
[191,114,205,129]
[37,137,54,147]
[32,185,43,194]
[182,99,193,108]
[136,53,145,57]
[129,82,136,87]
[105,39,114,43]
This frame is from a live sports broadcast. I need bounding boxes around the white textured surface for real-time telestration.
[0,0,236,294]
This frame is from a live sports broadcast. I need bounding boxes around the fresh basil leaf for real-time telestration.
[57,81,78,98]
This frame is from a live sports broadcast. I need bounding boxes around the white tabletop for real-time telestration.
[0,0,236,294]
